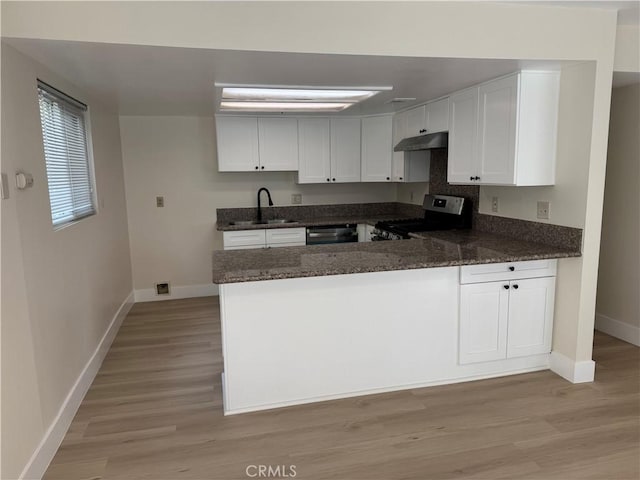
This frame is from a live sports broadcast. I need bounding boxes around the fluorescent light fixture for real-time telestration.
[220,101,352,112]
[217,85,392,113]
[223,88,378,103]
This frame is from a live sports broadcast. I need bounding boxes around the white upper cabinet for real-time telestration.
[392,111,407,182]
[425,97,449,133]
[297,118,331,184]
[258,118,299,171]
[400,97,449,138]
[405,106,426,137]
[297,118,360,184]
[216,116,298,172]
[447,71,560,186]
[390,99,446,183]
[216,116,260,172]
[448,87,479,183]
[477,75,518,184]
[361,115,393,182]
[330,118,361,183]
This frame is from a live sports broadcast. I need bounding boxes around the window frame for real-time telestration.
[37,79,98,230]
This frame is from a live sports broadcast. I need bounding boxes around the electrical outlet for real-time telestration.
[291,193,302,205]
[491,196,499,213]
[156,196,164,208]
[155,282,170,295]
[537,201,550,220]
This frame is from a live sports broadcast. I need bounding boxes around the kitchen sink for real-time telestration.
[229,219,298,226]
[266,219,298,224]
[229,220,259,226]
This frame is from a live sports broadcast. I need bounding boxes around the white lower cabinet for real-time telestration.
[459,260,556,365]
[506,277,555,358]
[459,281,510,364]
[357,223,376,242]
[223,228,305,250]
[265,228,306,246]
[222,230,266,250]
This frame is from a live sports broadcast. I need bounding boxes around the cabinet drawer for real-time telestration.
[266,227,306,245]
[460,259,557,284]
[223,230,266,249]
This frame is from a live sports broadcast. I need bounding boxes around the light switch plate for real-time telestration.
[537,201,550,219]
[156,196,164,208]
[1,173,9,199]
[291,193,302,205]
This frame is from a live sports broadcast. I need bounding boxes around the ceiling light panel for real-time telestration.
[218,86,391,113]
[220,101,353,112]
[222,87,379,103]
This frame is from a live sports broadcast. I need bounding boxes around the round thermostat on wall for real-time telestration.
[15,172,34,190]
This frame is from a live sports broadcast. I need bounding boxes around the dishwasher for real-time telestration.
[306,224,359,245]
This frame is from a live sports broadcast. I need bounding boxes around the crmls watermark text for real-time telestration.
[245,464,297,478]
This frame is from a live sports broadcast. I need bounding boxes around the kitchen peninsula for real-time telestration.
[213,222,581,415]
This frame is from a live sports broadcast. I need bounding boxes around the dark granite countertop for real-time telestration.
[216,215,404,231]
[212,230,581,284]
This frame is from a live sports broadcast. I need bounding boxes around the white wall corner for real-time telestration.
[595,313,640,347]
[19,291,134,480]
[549,350,596,384]
[134,283,219,303]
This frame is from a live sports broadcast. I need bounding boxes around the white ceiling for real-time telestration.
[510,1,639,25]
[6,1,636,116]
[4,38,570,116]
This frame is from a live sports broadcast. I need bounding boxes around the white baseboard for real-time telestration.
[595,313,640,346]
[549,350,595,383]
[223,363,551,416]
[19,291,134,480]
[134,283,219,302]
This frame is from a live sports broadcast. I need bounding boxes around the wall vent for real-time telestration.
[155,282,170,295]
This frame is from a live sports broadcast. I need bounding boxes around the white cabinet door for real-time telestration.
[425,97,449,133]
[447,72,558,186]
[459,282,509,364]
[361,115,393,182]
[298,118,331,184]
[258,118,299,171]
[216,116,260,172]
[447,88,478,184]
[392,112,407,182]
[223,230,266,249]
[405,105,426,137]
[266,227,306,246]
[393,110,408,144]
[507,277,555,358]
[477,74,518,185]
[392,152,406,182]
[330,118,361,183]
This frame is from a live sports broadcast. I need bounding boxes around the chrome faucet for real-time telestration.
[257,187,273,223]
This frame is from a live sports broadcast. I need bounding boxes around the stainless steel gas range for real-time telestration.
[372,194,472,241]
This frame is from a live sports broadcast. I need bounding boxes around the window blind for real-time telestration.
[37,81,95,227]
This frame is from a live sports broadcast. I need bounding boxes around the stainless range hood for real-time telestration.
[394,131,448,152]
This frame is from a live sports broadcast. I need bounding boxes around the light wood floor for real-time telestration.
[44,296,639,480]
